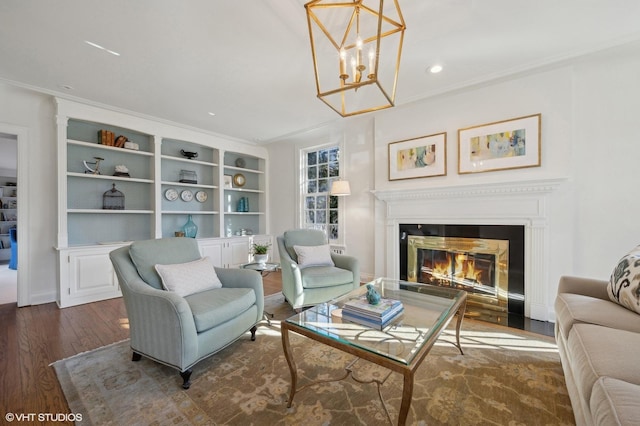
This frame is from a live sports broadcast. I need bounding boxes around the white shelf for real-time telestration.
[161,211,219,215]
[161,155,218,167]
[224,187,264,194]
[68,139,154,156]
[67,172,153,184]
[225,212,265,215]
[67,209,154,214]
[224,165,264,174]
[161,181,217,189]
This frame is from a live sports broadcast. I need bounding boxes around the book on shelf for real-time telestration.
[342,306,404,329]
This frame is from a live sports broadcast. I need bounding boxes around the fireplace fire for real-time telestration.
[399,224,525,325]
[419,249,496,293]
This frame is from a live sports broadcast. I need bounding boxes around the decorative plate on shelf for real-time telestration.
[235,157,246,168]
[164,188,179,201]
[195,190,208,203]
[233,173,246,187]
[180,189,194,202]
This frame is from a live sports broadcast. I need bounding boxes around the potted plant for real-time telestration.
[252,242,271,264]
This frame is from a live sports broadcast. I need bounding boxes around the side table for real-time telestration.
[241,262,280,323]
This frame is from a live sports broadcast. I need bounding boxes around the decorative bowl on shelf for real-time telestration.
[180,149,198,159]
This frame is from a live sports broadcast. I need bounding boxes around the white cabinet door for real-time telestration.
[58,245,124,308]
[227,238,251,268]
[199,239,225,267]
[198,237,250,268]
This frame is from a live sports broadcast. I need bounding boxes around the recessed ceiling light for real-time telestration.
[429,64,443,74]
[208,112,216,116]
[84,40,120,56]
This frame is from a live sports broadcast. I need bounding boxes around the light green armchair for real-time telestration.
[109,237,264,389]
[277,229,360,310]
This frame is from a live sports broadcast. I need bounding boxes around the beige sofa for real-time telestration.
[555,276,640,425]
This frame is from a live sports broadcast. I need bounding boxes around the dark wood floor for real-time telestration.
[0,271,282,424]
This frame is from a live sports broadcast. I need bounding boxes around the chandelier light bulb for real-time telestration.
[368,47,375,75]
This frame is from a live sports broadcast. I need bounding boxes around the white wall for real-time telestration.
[267,41,640,304]
[267,115,377,279]
[0,83,58,303]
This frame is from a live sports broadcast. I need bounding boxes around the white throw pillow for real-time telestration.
[293,244,335,268]
[607,245,640,314]
[155,257,222,297]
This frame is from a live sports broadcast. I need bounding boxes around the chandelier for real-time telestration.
[304,0,406,117]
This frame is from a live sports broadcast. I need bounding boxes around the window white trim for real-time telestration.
[298,140,347,245]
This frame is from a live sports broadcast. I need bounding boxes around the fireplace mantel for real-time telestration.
[372,177,566,202]
[372,177,567,321]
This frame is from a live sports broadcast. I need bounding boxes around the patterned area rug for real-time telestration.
[52,294,575,425]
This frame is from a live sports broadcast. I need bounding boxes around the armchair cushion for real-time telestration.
[129,237,203,289]
[301,266,354,289]
[184,288,256,333]
[283,229,327,262]
[294,244,334,268]
[155,257,222,297]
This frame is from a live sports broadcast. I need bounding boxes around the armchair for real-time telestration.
[277,229,360,310]
[109,237,264,389]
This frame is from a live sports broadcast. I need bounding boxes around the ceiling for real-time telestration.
[1,1,639,144]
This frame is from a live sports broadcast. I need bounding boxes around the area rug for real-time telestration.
[52,294,575,425]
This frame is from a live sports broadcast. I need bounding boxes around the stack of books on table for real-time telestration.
[342,296,404,329]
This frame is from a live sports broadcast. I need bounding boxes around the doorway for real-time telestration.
[0,132,17,304]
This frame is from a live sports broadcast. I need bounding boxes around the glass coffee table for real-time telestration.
[281,277,467,425]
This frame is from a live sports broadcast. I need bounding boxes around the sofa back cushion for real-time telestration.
[607,244,640,314]
[129,237,202,289]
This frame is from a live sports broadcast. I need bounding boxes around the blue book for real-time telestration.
[342,306,404,329]
[343,296,402,319]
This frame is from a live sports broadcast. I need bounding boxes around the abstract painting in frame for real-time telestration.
[388,132,447,181]
[458,113,541,174]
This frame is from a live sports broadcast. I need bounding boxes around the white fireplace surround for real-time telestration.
[373,177,567,322]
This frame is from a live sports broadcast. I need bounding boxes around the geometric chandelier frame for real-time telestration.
[304,0,406,117]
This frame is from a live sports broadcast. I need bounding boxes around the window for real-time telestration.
[301,145,343,241]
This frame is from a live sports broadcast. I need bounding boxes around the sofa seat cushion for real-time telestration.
[301,266,354,289]
[184,288,256,333]
[567,324,640,406]
[555,293,640,338]
[590,376,640,426]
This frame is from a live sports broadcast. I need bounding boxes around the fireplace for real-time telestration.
[399,224,524,325]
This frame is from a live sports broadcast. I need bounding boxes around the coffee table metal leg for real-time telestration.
[454,299,467,355]
[281,326,298,408]
[398,371,414,426]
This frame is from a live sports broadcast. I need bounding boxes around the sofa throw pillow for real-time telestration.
[155,257,222,297]
[293,244,335,268]
[607,245,640,314]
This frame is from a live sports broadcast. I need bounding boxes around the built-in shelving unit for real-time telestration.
[160,138,219,239]
[55,98,269,308]
[0,180,17,262]
[222,152,266,237]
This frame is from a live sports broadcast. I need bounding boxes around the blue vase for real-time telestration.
[182,214,198,238]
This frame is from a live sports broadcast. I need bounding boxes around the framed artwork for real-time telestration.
[388,132,447,181]
[458,113,541,174]
[223,174,233,189]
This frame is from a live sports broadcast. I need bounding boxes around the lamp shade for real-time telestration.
[330,180,351,196]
